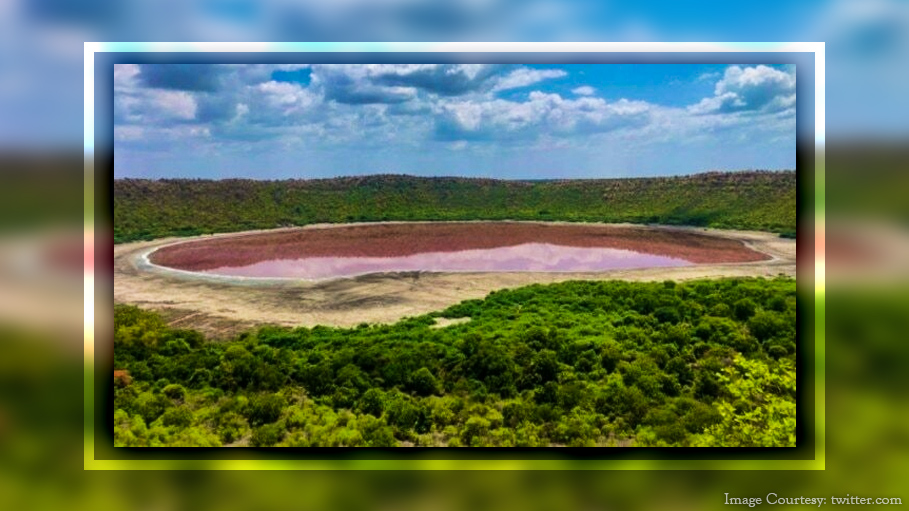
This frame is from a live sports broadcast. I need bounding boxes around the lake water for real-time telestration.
[198,242,692,280]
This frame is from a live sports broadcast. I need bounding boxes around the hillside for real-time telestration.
[113,277,796,447]
[113,171,796,243]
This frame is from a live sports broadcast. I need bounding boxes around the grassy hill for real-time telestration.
[113,170,796,243]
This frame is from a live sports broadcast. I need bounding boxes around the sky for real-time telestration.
[113,63,796,180]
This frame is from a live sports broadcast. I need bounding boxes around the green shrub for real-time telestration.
[733,299,757,321]
[162,384,186,401]
[250,423,283,447]
[113,277,796,447]
[246,393,286,426]
[161,406,193,428]
[408,367,441,396]
[358,388,385,417]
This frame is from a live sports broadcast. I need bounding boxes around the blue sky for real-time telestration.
[114,63,796,179]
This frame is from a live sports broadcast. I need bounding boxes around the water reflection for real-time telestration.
[200,242,692,280]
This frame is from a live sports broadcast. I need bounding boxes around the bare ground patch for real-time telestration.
[431,317,472,329]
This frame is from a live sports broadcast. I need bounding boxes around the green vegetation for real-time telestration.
[826,145,909,223]
[113,277,796,447]
[113,171,796,243]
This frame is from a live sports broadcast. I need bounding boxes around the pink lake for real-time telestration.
[198,242,692,280]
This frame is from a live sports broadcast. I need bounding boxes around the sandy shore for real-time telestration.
[114,222,796,337]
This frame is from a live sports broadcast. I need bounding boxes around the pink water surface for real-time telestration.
[198,242,692,280]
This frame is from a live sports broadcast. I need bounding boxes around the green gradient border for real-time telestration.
[86,42,825,470]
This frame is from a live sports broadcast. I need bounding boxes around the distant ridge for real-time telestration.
[114,170,796,243]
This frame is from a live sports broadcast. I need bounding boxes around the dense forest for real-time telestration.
[113,171,796,243]
[113,277,797,447]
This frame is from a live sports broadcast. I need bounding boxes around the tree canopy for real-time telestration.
[113,277,797,447]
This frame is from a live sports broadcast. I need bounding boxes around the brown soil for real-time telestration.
[430,317,472,329]
[114,222,796,337]
[149,222,769,271]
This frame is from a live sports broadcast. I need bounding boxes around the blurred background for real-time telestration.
[1,0,908,509]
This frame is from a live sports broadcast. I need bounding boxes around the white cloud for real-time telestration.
[152,90,197,121]
[114,86,198,124]
[491,68,567,92]
[689,65,796,115]
[435,91,652,142]
[114,64,140,87]
[715,65,795,95]
[571,85,595,96]
[233,103,250,123]
[115,124,210,143]
[114,125,144,141]
[257,81,321,112]
[114,63,795,171]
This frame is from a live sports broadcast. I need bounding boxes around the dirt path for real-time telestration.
[114,222,796,337]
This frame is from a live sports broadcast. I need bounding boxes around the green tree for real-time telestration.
[690,356,795,447]
[250,423,284,447]
[246,393,286,426]
[358,388,386,417]
[733,298,757,321]
[160,406,193,428]
[408,367,441,396]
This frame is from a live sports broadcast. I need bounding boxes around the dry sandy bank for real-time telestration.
[114,222,796,337]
